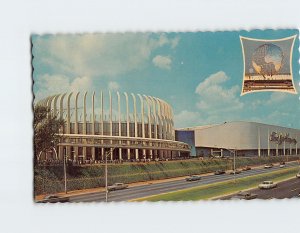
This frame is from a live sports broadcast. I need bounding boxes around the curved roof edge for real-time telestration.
[175,120,300,131]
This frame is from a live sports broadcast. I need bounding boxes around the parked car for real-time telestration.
[185,175,202,181]
[258,181,277,189]
[230,191,258,200]
[229,170,241,175]
[214,170,226,175]
[107,183,128,191]
[242,166,251,171]
[264,164,274,169]
[38,194,69,203]
[296,173,300,178]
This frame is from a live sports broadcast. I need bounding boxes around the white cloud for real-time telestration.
[33,33,179,78]
[195,71,244,114]
[152,55,172,70]
[108,81,120,91]
[174,110,203,128]
[34,74,92,101]
[265,92,289,105]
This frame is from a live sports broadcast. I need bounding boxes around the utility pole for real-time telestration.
[105,150,108,202]
[105,148,115,202]
[64,153,67,194]
[233,150,236,184]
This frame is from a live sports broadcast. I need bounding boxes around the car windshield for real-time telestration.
[263,181,272,184]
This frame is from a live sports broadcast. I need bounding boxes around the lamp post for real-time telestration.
[64,152,67,194]
[224,148,236,183]
[105,148,115,202]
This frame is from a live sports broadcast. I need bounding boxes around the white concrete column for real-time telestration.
[99,91,104,160]
[74,92,80,161]
[137,94,146,157]
[59,93,67,120]
[258,127,261,157]
[144,95,153,158]
[109,91,113,160]
[131,93,139,160]
[91,92,95,161]
[46,95,56,118]
[149,96,158,158]
[124,92,131,160]
[53,95,60,117]
[117,92,122,160]
[83,92,87,161]
[267,128,270,157]
[66,92,73,159]
[159,99,167,140]
[58,93,66,160]
[154,97,163,158]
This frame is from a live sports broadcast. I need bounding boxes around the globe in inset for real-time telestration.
[252,43,283,77]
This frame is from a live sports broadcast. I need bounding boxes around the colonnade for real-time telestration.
[37,91,190,161]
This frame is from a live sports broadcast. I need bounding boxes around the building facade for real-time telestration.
[36,91,190,162]
[176,121,300,157]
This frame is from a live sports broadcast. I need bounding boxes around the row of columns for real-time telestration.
[258,127,298,157]
[37,91,176,161]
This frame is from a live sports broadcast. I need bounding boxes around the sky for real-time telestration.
[32,29,300,129]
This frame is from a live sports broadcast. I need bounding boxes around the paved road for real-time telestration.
[69,162,299,202]
[222,177,300,200]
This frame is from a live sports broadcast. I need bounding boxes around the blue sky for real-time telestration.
[32,30,300,129]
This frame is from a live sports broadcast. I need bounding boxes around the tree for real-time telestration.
[34,105,65,163]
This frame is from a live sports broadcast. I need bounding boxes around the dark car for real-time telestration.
[185,175,201,181]
[242,166,251,171]
[230,191,258,200]
[214,170,225,175]
[229,170,241,175]
[38,194,69,203]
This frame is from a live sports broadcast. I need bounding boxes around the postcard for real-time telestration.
[32,30,300,202]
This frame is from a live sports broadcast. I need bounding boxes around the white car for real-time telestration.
[258,181,277,189]
[296,173,300,178]
[279,162,286,168]
[264,164,273,169]
[107,183,128,191]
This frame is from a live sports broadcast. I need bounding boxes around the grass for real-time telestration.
[34,156,299,195]
[133,167,299,201]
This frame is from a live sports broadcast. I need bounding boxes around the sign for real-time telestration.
[269,132,297,145]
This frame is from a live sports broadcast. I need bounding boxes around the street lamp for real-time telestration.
[224,148,236,184]
[64,152,68,194]
[105,148,115,202]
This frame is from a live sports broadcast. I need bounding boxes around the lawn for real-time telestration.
[133,167,299,201]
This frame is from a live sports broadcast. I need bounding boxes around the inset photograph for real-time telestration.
[240,35,297,95]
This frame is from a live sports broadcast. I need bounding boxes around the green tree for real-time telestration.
[34,105,65,163]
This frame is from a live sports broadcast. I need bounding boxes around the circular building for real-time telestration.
[36,91,190,162]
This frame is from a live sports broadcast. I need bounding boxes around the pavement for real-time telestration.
[221,177,300,200]
[60,161,299,202]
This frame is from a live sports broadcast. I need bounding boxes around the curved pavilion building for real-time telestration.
[36,91,190,162]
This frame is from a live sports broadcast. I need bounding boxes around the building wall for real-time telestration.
[194,122,300,151]
[175,130,196,155]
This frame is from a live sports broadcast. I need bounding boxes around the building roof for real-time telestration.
[175,121,300,131]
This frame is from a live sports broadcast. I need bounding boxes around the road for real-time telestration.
[223,177,300,200]
[68,162,299,202]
